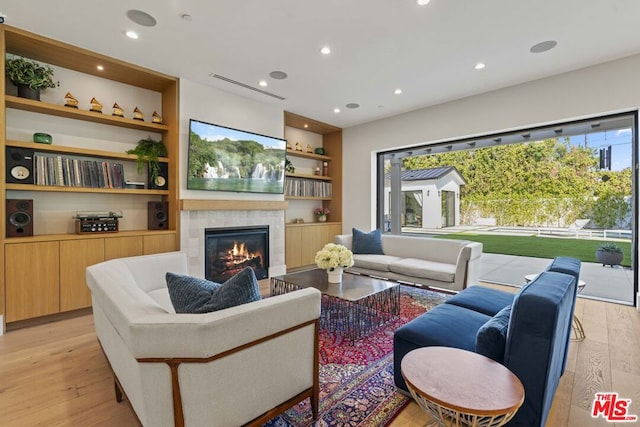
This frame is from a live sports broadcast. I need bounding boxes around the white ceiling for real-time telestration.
[3,0,640,129]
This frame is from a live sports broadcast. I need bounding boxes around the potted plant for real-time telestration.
[126,136,167,184]
[314,207,330,222]
[314,243,354,283]
[5,55,58,100]
[595,242,623,267]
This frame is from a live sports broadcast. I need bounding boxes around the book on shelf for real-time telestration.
[285,177,332,198]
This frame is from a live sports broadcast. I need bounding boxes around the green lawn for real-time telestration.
[434,233,631,266]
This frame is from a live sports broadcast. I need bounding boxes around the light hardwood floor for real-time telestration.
[0,286,638,426]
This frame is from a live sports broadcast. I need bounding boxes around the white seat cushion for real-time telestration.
[389,258,456,282]
[353,254,404,271]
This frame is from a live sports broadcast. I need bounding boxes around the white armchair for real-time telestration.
[87,251,321,426]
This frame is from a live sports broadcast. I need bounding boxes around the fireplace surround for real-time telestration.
[205,226,269,283]
[180,201,287,280]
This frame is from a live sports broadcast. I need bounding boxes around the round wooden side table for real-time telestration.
[401,346,524,427]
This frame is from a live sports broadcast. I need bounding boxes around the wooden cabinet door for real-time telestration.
[59,239,105,312]
[285,226,303,269]
[143,234,177,255]
[302,226,324,266]
[104,236,143,260]
[5,241,60,322]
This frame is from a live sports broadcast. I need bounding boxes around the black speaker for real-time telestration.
[6,199,33,237]
[148,201,169,230]
[6,147,35,184]
[148,162,168,190]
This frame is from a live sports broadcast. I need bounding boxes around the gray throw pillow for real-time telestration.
[166,267,261,313]
[352,227,384,254]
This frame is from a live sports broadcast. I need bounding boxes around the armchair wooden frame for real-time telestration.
[102,319,320,426]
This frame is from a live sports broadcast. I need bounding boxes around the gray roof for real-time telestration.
[385,166,466,183]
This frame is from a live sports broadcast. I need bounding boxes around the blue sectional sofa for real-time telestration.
[394,257,580,427]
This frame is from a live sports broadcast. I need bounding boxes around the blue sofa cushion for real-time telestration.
[476,305,511,363]
[393,304,490,391]
[446,286,514,316]
[546,256,581,282]
[167,267,261,313]
[352,228,384,254]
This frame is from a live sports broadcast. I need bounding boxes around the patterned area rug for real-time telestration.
[264,285,449,426]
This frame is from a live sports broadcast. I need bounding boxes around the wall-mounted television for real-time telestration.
[187,119,286,194]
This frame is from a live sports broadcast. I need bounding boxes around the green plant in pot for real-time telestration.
[127,137,167,186]
[5,55,59,101]
[595,242,624,267]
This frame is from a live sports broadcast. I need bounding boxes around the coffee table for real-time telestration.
[401,346,524,427]
[271,269,400,341]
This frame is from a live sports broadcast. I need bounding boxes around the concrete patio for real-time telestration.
[479,253,635,305]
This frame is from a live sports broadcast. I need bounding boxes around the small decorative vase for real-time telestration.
[317,215,327,222]
[327,267,343,283]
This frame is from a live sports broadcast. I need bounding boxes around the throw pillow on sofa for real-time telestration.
[475,304,511,363]
[166,267,262,313]
[352,227,384,254]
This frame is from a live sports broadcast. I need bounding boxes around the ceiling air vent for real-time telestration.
[209,74,286,100]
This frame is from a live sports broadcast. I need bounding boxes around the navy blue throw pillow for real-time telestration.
[166,267,262,313]
[352,228,384,254]
[476,305,511,363]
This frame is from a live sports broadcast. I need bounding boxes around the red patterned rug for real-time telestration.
[264,285,448,426]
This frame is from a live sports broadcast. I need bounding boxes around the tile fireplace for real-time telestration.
[204,225,269,283]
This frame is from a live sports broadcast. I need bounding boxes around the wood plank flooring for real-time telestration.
[0,285,638,426]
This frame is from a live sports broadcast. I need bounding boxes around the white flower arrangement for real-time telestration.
[315,243,355,271]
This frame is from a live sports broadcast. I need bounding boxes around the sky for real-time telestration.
[190,120,286,150]
[569,128,632,171]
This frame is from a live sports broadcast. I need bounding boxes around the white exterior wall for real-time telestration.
[342,54,640,235]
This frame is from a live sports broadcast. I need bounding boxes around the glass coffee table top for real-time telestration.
[271,268,399,302]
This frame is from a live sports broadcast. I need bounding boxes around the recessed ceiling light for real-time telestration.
[474,62,485,70]
[530,40,557,54]
[321,47,331,55]
[333,108,341,113]
[180,13,193,21]
[126,10,157,27]
[346,103,360,109]
[394,89,402,95]
[125,30,139,39]
[417,0,431,5]
[96,65,104,71]
[258,80,267,87]
[269,70,288,80]
[304,124,309,128]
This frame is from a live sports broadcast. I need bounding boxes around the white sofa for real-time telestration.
[86,251,321,427]
[335,234,482,292]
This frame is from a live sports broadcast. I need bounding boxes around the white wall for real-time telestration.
[178,79,287,277]
[342,53,640,232]
[179,79,285,200]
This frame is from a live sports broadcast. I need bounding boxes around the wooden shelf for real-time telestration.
[6,183,169,195]
[4,229,176,244]
[6,140,169,163]
[286,149,331,161]
[285,221,341,228]
[285,196,332,201]
[6,96,169,132]
[286,172,332,181]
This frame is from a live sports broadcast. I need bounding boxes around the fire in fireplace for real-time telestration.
[205,226,269,283]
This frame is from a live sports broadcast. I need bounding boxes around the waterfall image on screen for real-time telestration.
[187,119,286,194]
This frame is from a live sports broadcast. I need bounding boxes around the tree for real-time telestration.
[400,138,628,227]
